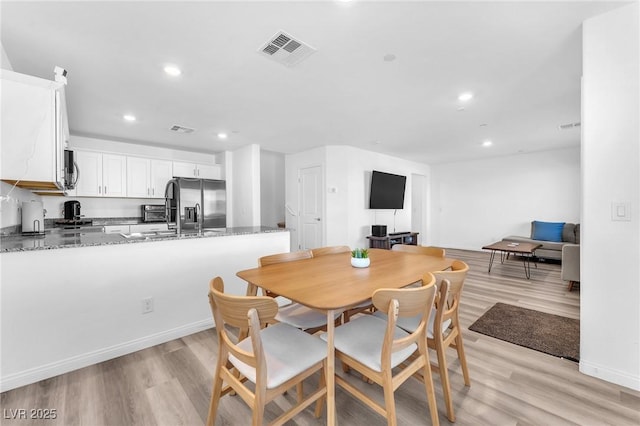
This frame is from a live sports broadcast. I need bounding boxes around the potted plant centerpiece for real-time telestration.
[351,248,370,268]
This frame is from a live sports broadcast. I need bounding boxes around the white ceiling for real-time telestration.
[1,1,629,164]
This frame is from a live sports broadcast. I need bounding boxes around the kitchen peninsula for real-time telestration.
[0,227,289,392]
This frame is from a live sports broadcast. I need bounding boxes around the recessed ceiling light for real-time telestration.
[217,133,228,139]
[123,114,136,122]
[482,140,493,147]
[458,92,473,102]
[163,65,181,76]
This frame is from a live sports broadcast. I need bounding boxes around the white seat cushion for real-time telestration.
[229,323,327,389]
[320,315,416,372]
[276,303,343,330]
[373,308,451,338]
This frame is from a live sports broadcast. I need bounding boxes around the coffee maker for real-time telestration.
[63,200,81,221]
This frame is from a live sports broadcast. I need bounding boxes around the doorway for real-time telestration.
[411,173,426,244]
[298,165,323,249]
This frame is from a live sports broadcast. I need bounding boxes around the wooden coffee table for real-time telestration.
[482,240,542,279]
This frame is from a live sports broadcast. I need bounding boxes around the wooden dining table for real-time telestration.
[236,248,453,425]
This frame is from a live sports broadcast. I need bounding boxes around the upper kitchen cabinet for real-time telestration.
[172,161,221,179]
[74,150,127,197]
[1,70,68,192]
[127,157,172,198]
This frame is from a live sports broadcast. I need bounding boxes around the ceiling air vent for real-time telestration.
[170,125,195,134]
[258,31,316,67]
[559,122,581,130]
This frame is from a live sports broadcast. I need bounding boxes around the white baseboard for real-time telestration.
[0,319,213,393]
[580,359,640,391]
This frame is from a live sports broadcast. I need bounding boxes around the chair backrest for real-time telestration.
[371,272,437,368]
[311,245,351,257]
[208,277,279,369]
[258,249,313,266]
[432,260,469,333]
[433,260,468,307]
[257,250,314,298]
[391,244,445,258]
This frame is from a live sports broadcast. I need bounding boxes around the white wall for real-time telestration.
[581,3,639,391]
[1,41,12,70]
[0,231,289,391]
[343,146,430,248]
[430,148,581,251]
[286,145,430,250]
[260,149,285,228]
[231,144,261,227]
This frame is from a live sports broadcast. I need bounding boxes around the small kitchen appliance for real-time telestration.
[63,200,81,220]
[21,200,45,235]
[141,204,167,223]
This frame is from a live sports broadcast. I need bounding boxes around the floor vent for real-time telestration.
[258,30,316,67]
[170,125,195,134]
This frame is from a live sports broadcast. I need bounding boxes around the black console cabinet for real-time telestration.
[367,232,419,250]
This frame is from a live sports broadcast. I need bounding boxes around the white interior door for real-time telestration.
[411,173,425,244]
[299,166,323,250]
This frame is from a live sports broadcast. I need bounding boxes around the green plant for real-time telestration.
[351,248,369,259]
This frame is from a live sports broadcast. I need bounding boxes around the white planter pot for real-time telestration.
[351,257,370,268]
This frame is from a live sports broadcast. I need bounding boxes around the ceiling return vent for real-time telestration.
[559,122,581,130]
[258,31,316,67]
[170,125,195,134]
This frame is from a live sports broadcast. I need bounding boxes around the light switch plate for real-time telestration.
[611,202,631,221]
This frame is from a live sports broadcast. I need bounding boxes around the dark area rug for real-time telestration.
[469,303,580,361]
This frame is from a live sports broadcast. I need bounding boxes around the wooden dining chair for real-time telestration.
[322,273,440,426]
[310,245,351,257]
[391,244,446,258]
[389,260,470,422]
[429,260,471,421]
[258,250,343,334]
[206,277,327,426]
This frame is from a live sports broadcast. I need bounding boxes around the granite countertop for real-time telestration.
[0,226,286,253]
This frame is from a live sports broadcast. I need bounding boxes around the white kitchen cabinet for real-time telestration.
[126,157,151,198]
[75,150,127,197]
[0,70,67,191]
[127,157,172,198]
[172,161,221,179]
[150,159,173,197]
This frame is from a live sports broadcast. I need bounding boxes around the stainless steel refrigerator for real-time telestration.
[164,177,226,234]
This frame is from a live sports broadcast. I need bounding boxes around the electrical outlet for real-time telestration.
[142,297,154,314]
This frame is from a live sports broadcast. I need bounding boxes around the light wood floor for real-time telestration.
[2,249,639,425]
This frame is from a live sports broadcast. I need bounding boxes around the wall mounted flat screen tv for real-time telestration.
[369,170,406,209]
